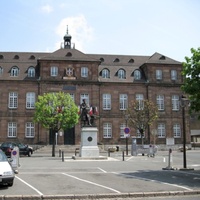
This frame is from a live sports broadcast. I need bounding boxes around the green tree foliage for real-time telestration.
[182,47,200,118]
[124,100,158,144]
[34,92,79,156]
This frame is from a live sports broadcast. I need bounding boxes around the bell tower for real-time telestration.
[63,25,71,49]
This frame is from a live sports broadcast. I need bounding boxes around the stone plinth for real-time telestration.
[80,127,99,157]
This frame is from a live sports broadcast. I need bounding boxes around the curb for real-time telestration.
[1,190,200,199]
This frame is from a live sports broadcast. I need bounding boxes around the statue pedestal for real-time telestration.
[80,127,99,157]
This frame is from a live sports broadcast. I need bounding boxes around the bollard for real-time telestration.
[62,151,64,162]
[122,151,125,161]
[108,148,110,157]
[59,149,61,157]
[162,148,174,170]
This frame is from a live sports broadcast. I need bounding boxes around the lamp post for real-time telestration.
[180,95,190,169]
[124,114,130,156]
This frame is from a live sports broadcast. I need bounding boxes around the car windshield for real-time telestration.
[0,151,8,162]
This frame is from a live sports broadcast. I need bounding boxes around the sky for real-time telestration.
[0,0,200,62]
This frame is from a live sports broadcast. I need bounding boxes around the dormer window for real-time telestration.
[29,55,35,60]
[114,58,120,62]
[10,66,19,77]
[118,69,126,79]
[102,69,110,78]
[66,52,72,57]
[0,55,4,59]
[134,70,141,80]
[28,67,35,77]
[128,58,134,63]
[81,67,88,77]
[159,55,166,60]
[14,55,19,59]
[100,58,104,62]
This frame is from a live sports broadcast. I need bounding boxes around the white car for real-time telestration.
[0,150,15,186]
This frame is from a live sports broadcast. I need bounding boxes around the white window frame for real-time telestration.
[26,92,35,109]
[120,123,126,138]
[81,67,88,77]
[171,70,177,81]
[134,70,141,80]
[173,123,181,138]
[136,129,145,138]
[120,94,128,110]
[103,94,111,110]
[156,69,162,80]
[80,94,89,105]
[70,93,75,101]
[9,92,18,108]
[103,123,112,138]
[51,66,58,76]
[28,67,35,77]
[8,122,17,137]
[157,95,164,110]
[157,123,166,138]
[135,94,144,110]
[10,66,19,77]
[118,69,126,79]
[26,122,35,138]
[102,69,110,78]
[172,95,180,111]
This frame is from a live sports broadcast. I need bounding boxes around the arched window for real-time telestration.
[10,66,19,77]
[118,69,126,79]
[134,70,141,80]
[28,67,35,77]
[0,66,3,76]
[102,69,110,78]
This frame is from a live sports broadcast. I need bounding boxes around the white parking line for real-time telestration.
[15,176,43,195]
[97,167,107,173]
[62,173,121,193]
[112,172,193,191]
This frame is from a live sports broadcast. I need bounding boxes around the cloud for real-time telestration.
[55,15,94,51]
[40,4,53,14]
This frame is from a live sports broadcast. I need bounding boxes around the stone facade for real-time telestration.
[0,32,193,146]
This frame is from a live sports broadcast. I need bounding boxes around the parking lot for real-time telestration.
[1,147,200,199]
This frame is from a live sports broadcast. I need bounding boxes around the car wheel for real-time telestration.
[28,151,31,157]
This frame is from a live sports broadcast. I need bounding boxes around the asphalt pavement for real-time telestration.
[1,146,200,200]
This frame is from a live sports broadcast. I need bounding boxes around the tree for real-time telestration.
[124,99,158,145]
[181,47,200,119]
[34,92,79,157]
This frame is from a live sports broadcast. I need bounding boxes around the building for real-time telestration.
[0,29,193,147]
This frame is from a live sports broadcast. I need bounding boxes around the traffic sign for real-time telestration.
[124,127,130,134]
[12,150,17,156]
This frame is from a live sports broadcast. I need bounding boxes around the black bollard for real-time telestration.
[122,151,125,161]
[59,149,61,157]
[62,151,64,162]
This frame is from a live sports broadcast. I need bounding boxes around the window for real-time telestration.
[9,92,18,108]
[102,69,110,78]
[10,66,19,77]
[157,123,165,138]
[156,69,162,80]
[118,69,126,79]
[28,67,35,77]
[171,70,177,80]
[103,94,111,110]
[134,70,141,80]
[172,95,179,111]
[70,93,75,101]
[135,94,144,110]
[81,67,88,77]
[8,122,17,137]
[157,95,164,110]
[80,94,89,105]
[51,66,58,76]
[173,124,181,138]
[26,92,35,109]
[120,123,126,138]
[136,129,145,138]
[0,66,3,76]
[120,94,128,110]
[26,122,35,138]
[103,123,112,138]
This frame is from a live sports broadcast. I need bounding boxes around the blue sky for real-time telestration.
[0,0,199,62]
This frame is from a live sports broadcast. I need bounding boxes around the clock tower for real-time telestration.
[63,26,71,49]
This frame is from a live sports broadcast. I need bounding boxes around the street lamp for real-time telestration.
[124,114,130,156]
[180,95,190,169]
